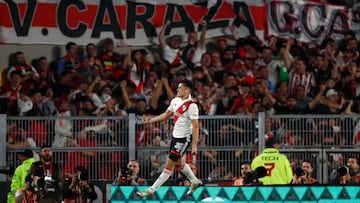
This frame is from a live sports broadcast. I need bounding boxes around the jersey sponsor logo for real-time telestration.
[261,156,279,161]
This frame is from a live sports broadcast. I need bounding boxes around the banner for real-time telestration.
[0,0,266,45]
[267,0,356,44]
[110,185,360,202]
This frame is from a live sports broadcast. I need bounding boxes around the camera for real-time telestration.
[338,166,349,177]
[244,166,267,185]
[31,178,46,191]
[118,167,133,185]
[121,167,133,178]
[295,167,309,177]
[78,171,89,181]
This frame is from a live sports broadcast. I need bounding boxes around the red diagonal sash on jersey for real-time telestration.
[171,50,182,67]
[174,100,193,124]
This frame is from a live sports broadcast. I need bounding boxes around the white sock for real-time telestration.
[180,163,198,183]
[150,168,172,192]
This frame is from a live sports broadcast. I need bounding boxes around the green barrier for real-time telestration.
[110,185,360,202]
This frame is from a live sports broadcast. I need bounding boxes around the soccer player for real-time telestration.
[136,79,202,197]
[251,136,293,185]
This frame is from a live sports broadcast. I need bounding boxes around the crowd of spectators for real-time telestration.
[3,21,360,182]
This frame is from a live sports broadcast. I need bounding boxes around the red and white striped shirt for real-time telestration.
[288,70,315,96]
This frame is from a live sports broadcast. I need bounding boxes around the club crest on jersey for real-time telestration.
[182,105,187,111]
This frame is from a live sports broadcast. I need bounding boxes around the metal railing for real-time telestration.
[2,113,360,184]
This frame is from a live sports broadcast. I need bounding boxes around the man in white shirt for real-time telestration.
[159,20,183,66]
[182,21,207,68]
[137,79,202,197]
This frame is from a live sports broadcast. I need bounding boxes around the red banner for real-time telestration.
[0,0,266,45]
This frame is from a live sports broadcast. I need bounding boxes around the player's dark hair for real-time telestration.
[180,79,194,92]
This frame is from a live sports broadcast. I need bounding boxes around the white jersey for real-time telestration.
[168,96,199,138]
[163,45,182,65]
[191,46,206,65]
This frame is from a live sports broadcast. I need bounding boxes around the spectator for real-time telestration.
[192,65,213,87]
[346,37,359,56]
[273,80,289,103]
[182,20,207,69]
[229,25,260,60]
[85,76,108,110]
[198,52,212,75]
[336,45,358,69]
[99,38,124,83]
[207,161,234,183]
[85,43,103,75]
[119,80,149,116]
[62,130,97,179]
[40,87,58,116]
[142,70,158,96]
[17,92,33,116]
[257,66,275,93]
[288,58,316,96]
[57,42,80,76]
[312,88,344,114]
[197,128,216,179]
[52,70,73,99]
[221,48,236,72]
[6,51,39,90]
[228,82,255,115]
[80,119,118,180]
[136,127,168,180]
[62,165,98,203]
[80,98,97,116]
[341,60,358,99]
[312,53,333,84]
[256,46,290,86]
[123,49,147,93]
[284,130,303,147]
[35,56,55,88]
[77,56,99,84]
[295,85,313,109]
[197,84,220,115]
[251,136,293,185]
[1,70,28,115]
[6,126,38,160]
[207,51,225,84]
[215,38,228,53]
[271,82,323,115]
[25,88,44,116]
[52,96,73,148]
[147,76,174,115]
[7,149,36,203]
[158,20,183,67]
[100,93,121,116]
[69,80,90,113]
[170,69,187,92]
[209,50,224,76]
